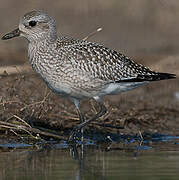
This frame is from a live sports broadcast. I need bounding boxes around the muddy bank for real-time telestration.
[0,55,178,141]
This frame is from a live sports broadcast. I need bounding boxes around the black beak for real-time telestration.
[2,28,20,40]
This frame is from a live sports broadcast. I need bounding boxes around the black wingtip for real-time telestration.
[153,72,176,81]
[116,72,176,83]
[136,72,176,82]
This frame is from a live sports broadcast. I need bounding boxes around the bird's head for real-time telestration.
[2,10,57,43]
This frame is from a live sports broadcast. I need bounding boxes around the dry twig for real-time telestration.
[0,120,66,140]
[83,27,103,41]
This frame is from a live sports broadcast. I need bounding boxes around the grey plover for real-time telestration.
[2,11,176,140]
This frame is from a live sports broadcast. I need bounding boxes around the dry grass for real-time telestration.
[0,68,178,142]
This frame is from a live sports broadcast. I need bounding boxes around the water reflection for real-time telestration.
[0,138,179,180]
[70,144,105,180]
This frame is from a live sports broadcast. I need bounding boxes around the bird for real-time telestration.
[2,10,176,141]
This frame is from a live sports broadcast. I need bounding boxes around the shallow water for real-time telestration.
[0,134,179,180]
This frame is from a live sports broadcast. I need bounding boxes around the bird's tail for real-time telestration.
[117,72,176,82]
[138,72,176,81]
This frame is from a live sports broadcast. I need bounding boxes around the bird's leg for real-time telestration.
[68,98,85,142]
[68,100,107,142]
[76,107,85,141]
[75,101,107,130]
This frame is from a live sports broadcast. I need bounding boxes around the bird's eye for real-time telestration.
[29,21,37,27]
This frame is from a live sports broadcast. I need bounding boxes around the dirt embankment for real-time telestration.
[0,55,178,139]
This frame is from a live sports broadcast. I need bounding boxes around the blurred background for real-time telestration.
[0,0,178,69]
[0,2,179,179]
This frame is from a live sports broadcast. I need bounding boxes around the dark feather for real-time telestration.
[116,72,176,82]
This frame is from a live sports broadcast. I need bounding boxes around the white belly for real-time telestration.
[100,81,148,96]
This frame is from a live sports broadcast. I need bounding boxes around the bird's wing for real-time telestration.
[57,37,175,82]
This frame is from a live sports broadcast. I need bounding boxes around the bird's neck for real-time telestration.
[28,39,55,65]
[28,41,38,65]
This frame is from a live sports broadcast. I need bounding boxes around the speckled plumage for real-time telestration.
[2,11,176,140]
